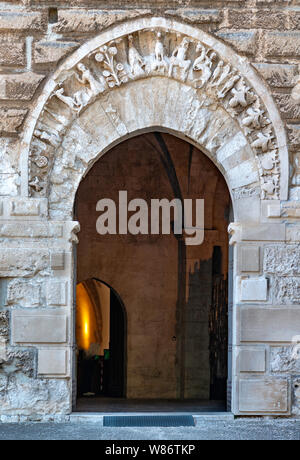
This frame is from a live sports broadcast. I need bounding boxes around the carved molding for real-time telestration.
[22,18,288,202]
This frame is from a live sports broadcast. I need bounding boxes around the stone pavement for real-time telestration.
[0,419,299,440]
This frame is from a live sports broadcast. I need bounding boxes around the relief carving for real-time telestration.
[128,35,145,78]
[27,27,282,200]
[95,44,128,88]
[152,32,168,73]
[193,45,216,89]
[169,37,191,81]
[251,131,275,153]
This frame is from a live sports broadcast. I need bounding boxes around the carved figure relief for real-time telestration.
[169,37,191,81]
[251,131,275,153]
[242,106,265,130]
[229,80,251,108]
[128,35,145,77]
[193,45,216,89]
[27,27,282,200]
[54,88,80,112]
[152,32,168,73]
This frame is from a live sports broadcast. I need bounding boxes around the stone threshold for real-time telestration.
[70,412,234,424]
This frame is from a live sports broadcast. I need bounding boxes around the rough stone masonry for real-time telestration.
[1,0,300,422]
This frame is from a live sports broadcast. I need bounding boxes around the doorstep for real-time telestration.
[70,412,234,424]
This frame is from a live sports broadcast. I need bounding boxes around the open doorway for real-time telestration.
[74,132,231,412]
[76,279,126,403]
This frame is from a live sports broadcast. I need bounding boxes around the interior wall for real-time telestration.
[76,132,231,399]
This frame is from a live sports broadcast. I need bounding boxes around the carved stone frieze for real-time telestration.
[27,26,282,200]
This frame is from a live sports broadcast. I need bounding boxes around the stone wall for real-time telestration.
[0,1,299,419]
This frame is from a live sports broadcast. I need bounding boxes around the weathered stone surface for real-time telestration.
[46,282,67,306]
[287,124,300,148]
[273,277,300,305]
[227,9,287,30]
[0,311,9,343]
[0,138,18,174]
[166,8,222,24]
[0,11,46,31]
[7,280,41,308]
[12,311,67,344]
[33,41,79,65]
[10,198,46,218]
[0,109,27,133]
[0,249,49,277]
[292,377,300,416]
[0,41,25,66]
[273,93,300,120]
[0,222,63,239]
[0,376,70,415]
[0,138,19,197]
[253,64,298,88]
[286,223,300,241]
[239,378,288,413]
[0,73,44,101]
[240,307,300,343]
[264,32,300,57]
[216,30,258,56]
[1,348,35,378]
[271,346,300,373]
[289,10,300,30]
[264,246,300,276]
[282,203,300,219]
[53,9,151,33]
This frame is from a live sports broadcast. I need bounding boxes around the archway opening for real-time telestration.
[76,279,126,406]
[75,131,232,412]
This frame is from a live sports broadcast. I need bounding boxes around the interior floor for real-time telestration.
[75,398,226,413]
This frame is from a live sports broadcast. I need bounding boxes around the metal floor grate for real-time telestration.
[103,415,195,427]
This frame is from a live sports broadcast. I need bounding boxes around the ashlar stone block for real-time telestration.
[240,246,260,273]
[0,249,49,278]
[46,282,67,306]
[12,311,67,344]
[7,280,40,308]
[38,349,68,376]
[240,278,268,302]
[239,348,266,373]
[239,378,288,413]
[51,252,65,271]
[241,307,300,343]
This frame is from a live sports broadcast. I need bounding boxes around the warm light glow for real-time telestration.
[76,282,98,351]
[76,280,111,355]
